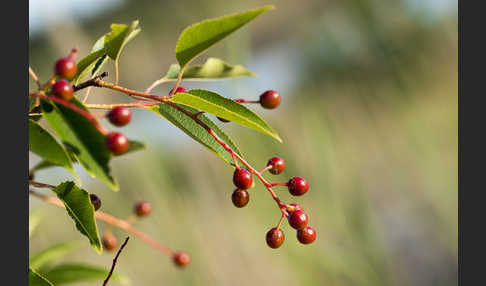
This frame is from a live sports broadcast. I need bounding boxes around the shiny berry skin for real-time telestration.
[232,189,249,208]
[267,157,285,175]
[288,176,309,196]
[169,86,187,95]
[288,210,308,230]
[173,251,191,268]
[134,201,152,217]
[288,203,303,212]
[217,116,230,123]
[233,168,253,189]
[107,106,132,127]
[102,233,118,252]
[105,132,129,155]
[51,80,74,101]
[54,57,77,79]
[266,227,285,249]
[89,194,101,211]
[259,90,281,109]
[297,226,316,244]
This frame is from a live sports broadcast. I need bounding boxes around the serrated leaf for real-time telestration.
[171,89,281,142]
[30,241,81,271]
[175,5,274,68]
[29,267,53,286]
[164,58,256,81]
[147,104,243,166]
[52,182,102,253]
[43,263,128,285]
[29,119,79,182]
[41,97,118,190]
[104,20,141,61]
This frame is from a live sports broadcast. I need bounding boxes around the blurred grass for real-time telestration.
[29,0,457,285]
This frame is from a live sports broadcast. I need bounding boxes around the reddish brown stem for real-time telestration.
[234,99,260,104]
[270,182,289,187]
[103,236,129,286]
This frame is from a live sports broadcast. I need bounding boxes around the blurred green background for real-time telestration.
[29,0,457,285]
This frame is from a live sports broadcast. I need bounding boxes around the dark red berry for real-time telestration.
[233,168,253,190]
[297,226,316,244]
[54,57,77,79]
[232,189,249,208]
[288,209,308,230]
[134,201,152,217]
[107,106,132,127]
[105,132,129,155]
[169,86,187,95]
[217,116,230,123]
[259,90,281,109]
[173,251,191,268]
[267,157,285,175]
[102,233,118,252]
[288,203,303,212]
[288,177,309,196]
[266,227,285,249]
[51,80,74,101]
[89,194,101,211]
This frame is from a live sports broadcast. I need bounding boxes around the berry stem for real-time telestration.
[86,103,160,109]
[270,182,289,187]
[103,236,129,286]
[41,75,57,92]
[276,213,285,231]
[29,66,42,90]
[29,189,175,256]
[167,67,185,98]
[234,99,260,104]
[29,93,108,135]
[259,165,272,174]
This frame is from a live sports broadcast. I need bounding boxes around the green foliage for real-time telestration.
[52,182,102,253]
[29,267,53,286]
[175,5,274,68]
[147,104,243,166]
[171,89,281,142]
[43,263,128,285]
[29,119,78,182]
[163,57,255,81]
[29,241,81,271]
[41,97,118,190]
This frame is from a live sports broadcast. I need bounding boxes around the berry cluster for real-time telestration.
[231,156,316,248]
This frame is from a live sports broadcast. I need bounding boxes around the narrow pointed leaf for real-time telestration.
[41,97,118,190]
[43,263,129,285]
[104,20,141,61]
[52,182,102,253]
[29,267,53,286]
[175,5,274,68]
[171,89,281,142]
[29,119,79,182]
[29,241,81,271]
[147,104,243,166]
[163,58,256,81]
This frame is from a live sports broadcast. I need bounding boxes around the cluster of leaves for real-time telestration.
[30,5,280,285]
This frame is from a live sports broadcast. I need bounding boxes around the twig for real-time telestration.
[86,103,159,109]
[73,72,109,91]
[103,236,130,286]
[29,67,42,90]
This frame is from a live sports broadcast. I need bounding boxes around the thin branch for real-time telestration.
[167,67,185,98]
[73,72,109,91]
[103,236,130,286]
[86,102,159,109]
[29,67,42,90]
[29,189,175,256]
[95,79,167,102]
[82,86,93,103]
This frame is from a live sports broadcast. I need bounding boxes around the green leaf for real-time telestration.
[41,97,118,190]
[164,58,256,81]
[175,5,274,68]
[29,119,79,182]
[72,49,105,84]
[125,140,146,155]
[147,104,243,166]
[29,267,53,286]
[43,263,129,285]
[52,182,102,253]
[171,89,282,142]
[104,21,141,61]
[29,241,81,271]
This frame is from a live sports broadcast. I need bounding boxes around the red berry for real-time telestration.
[51,80,74,101]
[107,106,132,127]
[267,157,285,175]
[134,201,152,217]
[297,226,316,244]
[173,251,191,268]
[89,194,101,211]
[259,90,281,109]
[233,168,252,189]
[287,203,303,212]
[288,209,308,230]
[105,132,129,155]
[288,177,309,196]
[54,57,77,79]
[232,189,249,208]
[169,86,187,95]
[266,227,285,249]
[102,233,118,252]
[217,116,230,123]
